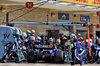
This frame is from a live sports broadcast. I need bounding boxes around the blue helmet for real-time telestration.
[22,32,27,39]
[36,36,41,41]
[14,27,22,35]
[70,33,76,39]
[31,29,35,34]
[19,29,22,35]
[26,30,31,34]
[85,39,93,47]
[70,33,76,42]
[86,39,92,43]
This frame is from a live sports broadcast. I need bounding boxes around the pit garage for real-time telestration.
[0,0,100,39]
[0,0,100,65]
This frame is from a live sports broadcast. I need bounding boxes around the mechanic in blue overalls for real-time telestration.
[85,39,93,48]
[23,32,34,52]
[78,42,88,63]
[21,32,28,51]
[95,44,100,64]
[1,42,15,63]
[29,36,35,50]
[49,37,53,45]
[31,29,36,38]
[92,37,100,63]
[40,35,45,44]
[35,36,43,45]
[70,33,83,65]
[26,30,31,39]
[77,34,88,63]
[56,39,61,46]
[56,39,61,49]
[25,30,32,49]
[5,27,23,63]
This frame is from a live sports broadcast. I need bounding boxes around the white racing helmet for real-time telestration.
[26,30,31,34]
[36,36,41,41]
[22,32,27,39]
[78,33,81,36]
[31,29,35,34]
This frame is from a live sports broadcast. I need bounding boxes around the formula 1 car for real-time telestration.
[27,44,65,63]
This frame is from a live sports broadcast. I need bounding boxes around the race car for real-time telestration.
[27,44,65,63]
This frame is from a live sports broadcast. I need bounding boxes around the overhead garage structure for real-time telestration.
[0,0,100,41]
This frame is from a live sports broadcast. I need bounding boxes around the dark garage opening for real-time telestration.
[96,31,100,38]
[47,30,59,40]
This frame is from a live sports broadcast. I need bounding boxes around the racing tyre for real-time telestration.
[27,51,36,63]
[54,51,65,63]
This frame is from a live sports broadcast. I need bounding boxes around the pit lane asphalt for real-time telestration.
[0,62,100,66]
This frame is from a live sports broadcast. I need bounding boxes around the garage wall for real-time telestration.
[0,5,99,36]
